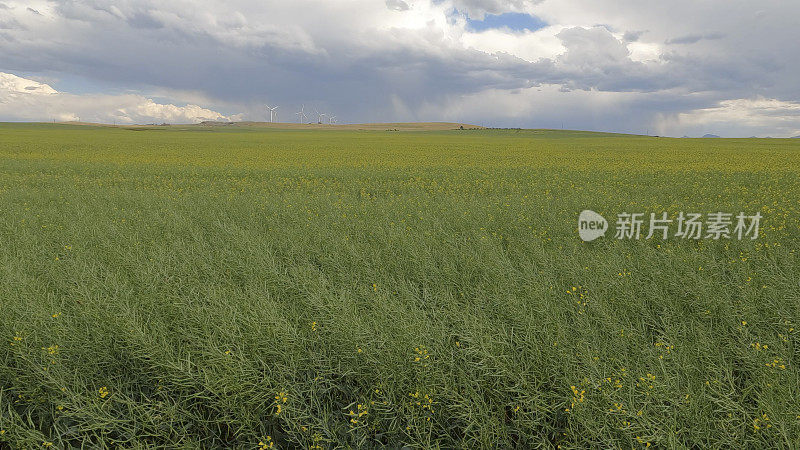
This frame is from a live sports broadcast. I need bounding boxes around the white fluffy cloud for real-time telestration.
[0,73,231,123]
[0,0,797,135]
[664,98,800,138]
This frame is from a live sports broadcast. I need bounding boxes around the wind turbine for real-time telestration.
[314,109,326,124]
[266,105,278,123]
[295,105,308,124]
[328,116,337,125]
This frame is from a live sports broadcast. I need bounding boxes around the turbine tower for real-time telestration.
[295,105,308,124]
[314,109,326,124]
[328,116,337,125]
[266,105,278,123]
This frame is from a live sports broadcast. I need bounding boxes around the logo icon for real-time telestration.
[579,210,608,242]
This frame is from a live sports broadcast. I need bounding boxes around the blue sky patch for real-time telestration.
[466,12,548,32]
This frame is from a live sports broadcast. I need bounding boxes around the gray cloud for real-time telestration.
[126,12,165,29]
[0,17,22,29]
[385,0,410,12]
[665,33,724,45]
[451,0,543,18]
[622,30,644,42]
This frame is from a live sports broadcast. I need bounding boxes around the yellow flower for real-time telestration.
[98,386,109,399]
[43,345,59,355]
[348,403,369,425]
[258,436,274,449]
[413,346,430,365]
[274,391,288,415]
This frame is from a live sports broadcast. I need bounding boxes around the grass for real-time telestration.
[0,123,798,448]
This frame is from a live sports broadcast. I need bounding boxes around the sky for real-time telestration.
[1,0,799,137]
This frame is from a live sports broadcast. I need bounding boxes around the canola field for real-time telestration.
[0,123,799,448]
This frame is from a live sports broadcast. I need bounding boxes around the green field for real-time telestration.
[1,123,798,448]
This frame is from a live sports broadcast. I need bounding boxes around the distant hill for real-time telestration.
[45,121,484,131]
[24,122,797,138]
[194,121,485,131]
